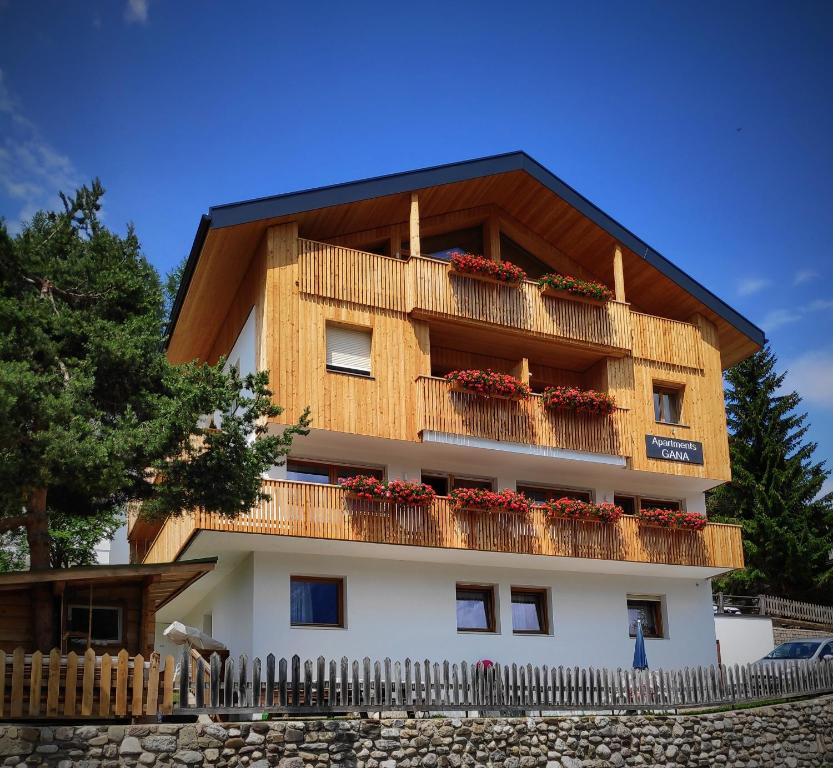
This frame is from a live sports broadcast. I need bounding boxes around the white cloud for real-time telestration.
[819,476,833,500]
[737,277,771,296]
[794,269,820,286]
[784,348,833,410]
[0,69,81,232]
[761,308,802,331]
[124,0,149,24]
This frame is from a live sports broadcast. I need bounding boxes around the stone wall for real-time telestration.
[773,625,833,645]
[1,694,832,768]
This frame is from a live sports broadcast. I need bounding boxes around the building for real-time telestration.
[130,152,763,669]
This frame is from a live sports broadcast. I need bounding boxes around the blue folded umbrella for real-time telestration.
[633,619,649,670]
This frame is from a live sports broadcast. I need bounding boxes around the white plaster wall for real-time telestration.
[234,551,718,670]
[714,615,774,667]
[224,308,256,378]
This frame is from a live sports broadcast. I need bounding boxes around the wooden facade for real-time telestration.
[147,159,764,571]
[139,480,744,571]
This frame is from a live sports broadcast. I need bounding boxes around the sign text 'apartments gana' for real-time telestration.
[645,435,704,465]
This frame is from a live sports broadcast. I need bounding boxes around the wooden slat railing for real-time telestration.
[631,312,703,369]
[417,375,625,456]
[759,595,833,627]
[176,646,833,716]
[0,648,174,720]
[299,239,407,312]
[408,256,632,351]
[142,480,745,570]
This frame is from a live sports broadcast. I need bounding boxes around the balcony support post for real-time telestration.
[485,215,501,263]
[409,193,420,258]
[613,244,626,302]
[389,224,401,259]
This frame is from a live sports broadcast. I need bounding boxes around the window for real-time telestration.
[653,384,683,424]
[517,484,592,504]
[326,325,372,376]
[422,473,494,496]
[287,459,384,485]
[290,576,344,627]
[819,642,833,659]
[511,588,549,635]
[419,226,484,261]
[456,584,496,632]
[614,495,682,515]
[66,605,122,644]
[627,598,664,638]
[499,234,552,280]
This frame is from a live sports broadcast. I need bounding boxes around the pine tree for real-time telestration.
[708,345,833,603]
[0,181,309,647]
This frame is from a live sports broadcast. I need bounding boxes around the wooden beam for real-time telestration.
[485,215,501,263]
[511,357,530,387]
[613,244,626,302]
[409,193,420,258]
[389,224,401,259]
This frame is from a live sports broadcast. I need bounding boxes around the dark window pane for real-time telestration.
[291,578,342,626]
[640,498,681,511]
[500,234,551,280]
[653,391,663,421]
[67,606,120,641]
[287,461,330,484]
[421,226,484,260]
[333,465,383,483]
[628,600,661,638]
[518,485,590,503]
[615,496,636,516]
[456,587,493,631]
[512,590,546,633]
[421,474,449,496]
[452,477,493,491]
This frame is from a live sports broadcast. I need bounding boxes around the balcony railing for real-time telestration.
[408,256,632,352]
[417,376,625,457]
[297,240,632,353]
[142,480,744,571]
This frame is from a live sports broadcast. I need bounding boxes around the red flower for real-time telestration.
[450,253,527,284]
[637,508,707,531]
[384,480,436,506]
[538,272,614,302]
[445,369,531,400]
[450,488,531,514]
[542,498,623,523]
[542,386,616,416]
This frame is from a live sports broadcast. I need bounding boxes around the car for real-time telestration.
[757,637,833,664]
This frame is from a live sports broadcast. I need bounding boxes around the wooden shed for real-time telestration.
[0,558,216,657]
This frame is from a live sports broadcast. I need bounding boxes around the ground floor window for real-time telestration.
[66,604,122,644]
[290,576,344,627]
[456,584,496,632]
[627,597,664,638]
[511,587,549,634]
[287,459,384,485]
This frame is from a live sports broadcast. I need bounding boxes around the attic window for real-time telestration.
[499,234,551,279]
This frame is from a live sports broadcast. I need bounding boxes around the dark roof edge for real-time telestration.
[0,557,219,584]
[170,152,765,351]
[165,214,211,349]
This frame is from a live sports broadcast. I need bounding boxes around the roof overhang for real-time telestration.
[167,151,765,366]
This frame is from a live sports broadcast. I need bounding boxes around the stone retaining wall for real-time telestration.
[773,626,833,645]
[1,694,831,768]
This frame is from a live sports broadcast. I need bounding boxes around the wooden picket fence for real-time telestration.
[177,648,833,715]
[3,645,833,720]
[0,648,175,720]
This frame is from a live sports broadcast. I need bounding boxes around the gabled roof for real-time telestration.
[169,151,765,356]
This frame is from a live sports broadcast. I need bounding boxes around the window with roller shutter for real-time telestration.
[326,324,372,376]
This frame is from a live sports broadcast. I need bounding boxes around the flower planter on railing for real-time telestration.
[542,498,623,524]
[538,273,615,305]
[450,488,532,515]
[541,386,616,416]
[340,476,436,508]
[637,508,708,531]
[445,369,531,400]
[449,253,527,286]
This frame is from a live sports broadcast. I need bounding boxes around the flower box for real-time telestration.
[445,369,531,400]
[538,273,614,304]
[450,488,532,515]
[449,253,526,286]
[636,508,707,531]
[543,498,623,524]
[341,476,436,508]
[541,386,616,416]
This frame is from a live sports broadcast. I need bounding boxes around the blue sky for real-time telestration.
[1,1,832,487]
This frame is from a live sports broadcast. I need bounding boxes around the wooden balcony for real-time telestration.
[297,240,632,353]
[407,255,632,353]
[141,480,744,571]
[417,376,625,457]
